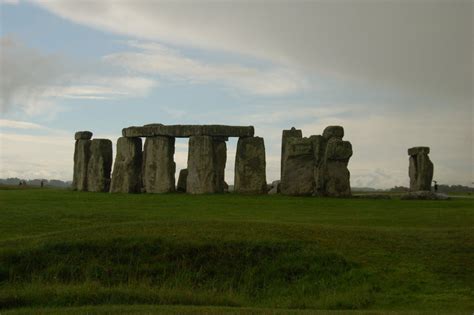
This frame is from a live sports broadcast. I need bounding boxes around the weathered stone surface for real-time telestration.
[234,136,267,194]
[408,147,433,191]
[123,124,254,138]
[72,139,91,191]
[322,126,344,140]
[176,169,188,192]
[86,139,113,192]
[325,138,353,162]
[74,131,93,140]
[408,146,430,156]
[280,137,315,196]
[110,137,143,193]
[321,161,351,197]
[281,127,302,178]
[142,136,176,193]
[187,136,217,194]
[213,138,227,193]
[309,135,327,195]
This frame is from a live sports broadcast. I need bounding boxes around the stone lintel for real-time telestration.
[122,124,254,138]
[408,147,430,156]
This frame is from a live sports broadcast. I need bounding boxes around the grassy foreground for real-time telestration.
[0,188,473,313]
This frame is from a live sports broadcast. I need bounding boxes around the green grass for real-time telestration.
[0,188,473,313]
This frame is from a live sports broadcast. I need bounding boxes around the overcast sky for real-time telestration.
[0,0,472,188]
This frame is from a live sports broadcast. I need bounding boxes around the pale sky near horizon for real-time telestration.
[0,0,472,188]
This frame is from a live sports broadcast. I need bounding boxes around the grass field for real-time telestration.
[0,187,473,314]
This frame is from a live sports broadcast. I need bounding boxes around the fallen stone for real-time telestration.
[177,169,188,193]
[401,191,450,200]
[280,137,315,196]
[268,180,281,195]
[74,131,93,140]
[123,124,254,138]
[143,136,176,193]
[110,137,143,193]
[72,139,91,191]
[187,136,217,194]
[86,139,113,192]
[234,136,267,194]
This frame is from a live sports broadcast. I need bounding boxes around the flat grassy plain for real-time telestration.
[0,187,473,314]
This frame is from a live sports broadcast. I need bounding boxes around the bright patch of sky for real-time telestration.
[1,1,472,188]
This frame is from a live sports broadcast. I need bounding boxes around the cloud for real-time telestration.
[104,41,307,96]
[0,119,46,130]
[33,1,473,106]
[0,37,157,116]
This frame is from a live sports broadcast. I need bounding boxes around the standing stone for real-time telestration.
[234,136,267,194]
[187,136,217,194]
[408,147,433,191]
[280,137,315,196]
[86,139,113,192]
[321,137,353,197]
[213,138,227,193]
[281,127,302,179]
[110,137,143,193]
[142,136,176,193]
[177,169,188,192]
[72,137,92,191]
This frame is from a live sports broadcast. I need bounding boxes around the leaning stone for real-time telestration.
[177,169,188,193]
[322,126,344,140]
[143,136,176,193]
[187,136,217,194]
[280,137,315,196]
[86,139,113,192]
[72,139,91,191]
[234,136,267,194]
[110,137,143,193]
[213,138,227,193]
[281,127,302,178]
[74,131,93,140]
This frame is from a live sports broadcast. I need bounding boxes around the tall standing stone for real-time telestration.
[321,137,353,197]
[310,135,327,196]
[281,127,302,179]
[213,138,227,193]
[187,136,217,194]
[280,137,315,196]
[72,131,93,191]
[87,139,113,192]
[234,136,267,194]
[110,137,143,193]
[408,147,433,191]
[142,136,176,193]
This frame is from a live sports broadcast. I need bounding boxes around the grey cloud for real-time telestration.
[35,1,473,107]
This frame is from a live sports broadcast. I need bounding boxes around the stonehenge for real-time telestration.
[408,147,433,191]
[280,126,353,197]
